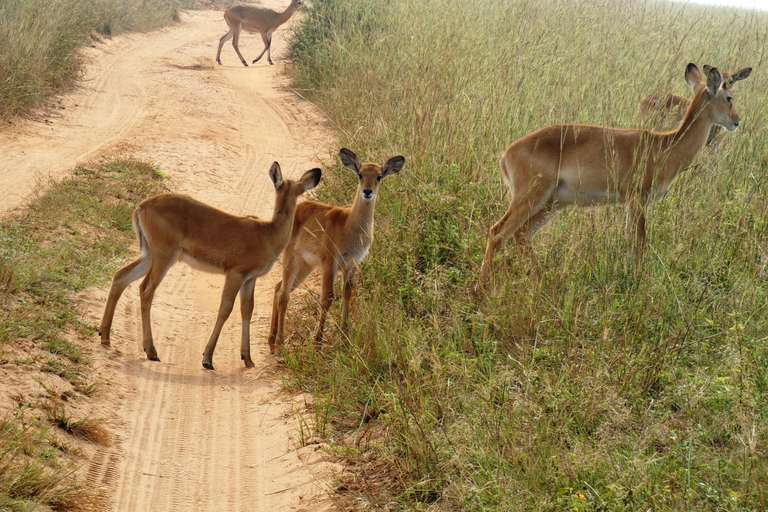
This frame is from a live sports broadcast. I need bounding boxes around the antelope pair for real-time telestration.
[478,62,751,288]
[267,149,405,354]
[98,163,321,370]
[99,149,404,369]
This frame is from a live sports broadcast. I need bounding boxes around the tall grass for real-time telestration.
[0,0,198,120]
[288,0,768,509]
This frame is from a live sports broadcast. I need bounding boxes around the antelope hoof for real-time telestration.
[202,362,214,370]
[252,58,260,64]
[147,355,161,362]
[240,354,255,367]
[242,61,249,67]
[268,60,274,65]
[216,59,221,65]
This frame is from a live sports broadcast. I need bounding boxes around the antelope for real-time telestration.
[639,66,751,152]
[478,63,748,289]
[98,163,321,370]
[215,0,302,67]
[267,148,405,353]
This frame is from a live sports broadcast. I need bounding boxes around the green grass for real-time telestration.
[0,0,200,120]
[287,0,768,509]
[0,159,166,511]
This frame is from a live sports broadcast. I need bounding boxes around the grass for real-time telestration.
[0,0,201,120]
[0,412,97,512]
[286,0,768,509]
[0,159,166,511]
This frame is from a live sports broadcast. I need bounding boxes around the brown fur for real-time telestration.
[267,148,405,353]
[98,163,321,370]
[478,64,747,288]
[215,0,302,66]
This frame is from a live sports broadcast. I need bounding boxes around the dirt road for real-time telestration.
[0,5,339,511]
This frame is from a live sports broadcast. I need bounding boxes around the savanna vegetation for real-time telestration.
[0,160,166,511]
[0,0,201,120]
[287,0,768,509]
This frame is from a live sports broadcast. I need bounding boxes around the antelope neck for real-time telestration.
[277,3,298,23]
[658,89,716,176]
[348,191,376,226]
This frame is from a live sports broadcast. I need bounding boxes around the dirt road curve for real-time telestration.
[0,5,339,511]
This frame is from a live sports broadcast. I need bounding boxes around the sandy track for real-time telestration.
[0,5,338,511]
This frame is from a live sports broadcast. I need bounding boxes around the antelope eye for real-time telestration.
[376,175,382,182]
[727,96,732,104]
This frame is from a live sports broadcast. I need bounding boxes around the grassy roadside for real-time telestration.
[0,0,202,120]
[0,160,166,511]
[288,0,768,509]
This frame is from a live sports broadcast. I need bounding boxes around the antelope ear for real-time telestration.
[301,168,322,192]
[269,162,283,190]
[730,67,752,84]
[381,155,405,178]
[706,67,723,96]
[339,148,362,175]
[685,63,702,91]
[702,65,712,76]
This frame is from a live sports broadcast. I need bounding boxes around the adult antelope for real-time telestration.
[267,148,405,353]
[639,66,751,151]
[478,63,747,289]
[215,0,302,67]
[98,163,321,370]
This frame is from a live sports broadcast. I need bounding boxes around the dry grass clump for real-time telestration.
[40,396,112,447]
[0,412,107,511]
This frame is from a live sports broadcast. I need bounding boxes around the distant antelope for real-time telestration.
[639,66,751,152]
[216,0,302,67]
[267,148,405,353]
[478,63,748,289]
[98,163,321,370]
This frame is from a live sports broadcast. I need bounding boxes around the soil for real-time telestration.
[0,4,341,511]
